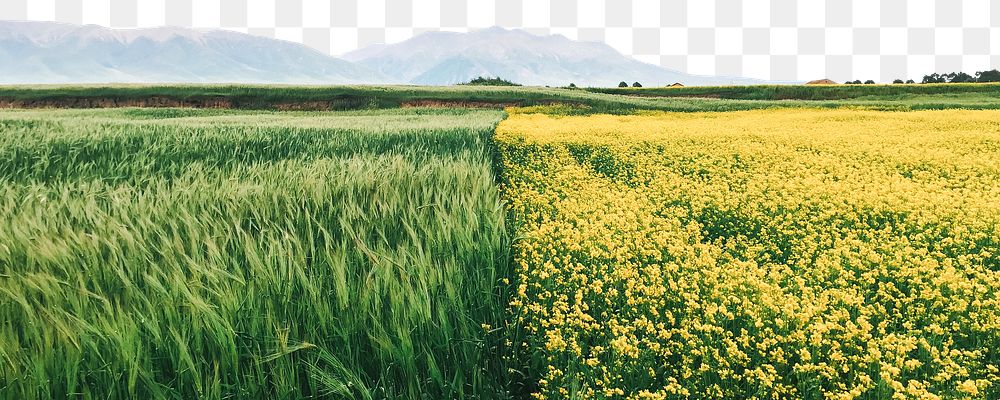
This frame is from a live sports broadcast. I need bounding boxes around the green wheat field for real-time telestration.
[0,108,510,399]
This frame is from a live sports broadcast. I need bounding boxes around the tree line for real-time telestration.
[847,69,1000,84]
[918,69,1000,83]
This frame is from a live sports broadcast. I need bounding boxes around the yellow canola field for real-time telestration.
[495,109,1000,400]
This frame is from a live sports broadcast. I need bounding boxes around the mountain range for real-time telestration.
[0,21,766,86]
[343,27,762,86]
[0,21,382,84]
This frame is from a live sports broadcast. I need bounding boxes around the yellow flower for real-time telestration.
[497,108,1000,399]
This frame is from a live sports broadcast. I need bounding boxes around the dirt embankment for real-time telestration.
[0,96,568,110]
[597,92,724,99]
[272,101,338,111]
[401,100,523,108]
[0,97,377,111]
[0,96,234,109]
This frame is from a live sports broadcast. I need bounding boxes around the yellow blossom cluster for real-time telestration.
[495,108,1000,399]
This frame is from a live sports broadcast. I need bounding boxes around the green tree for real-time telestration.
[460,76,520,86]
[922,73,946,83]
[976,69,1000,82]
[632,82,643,88]
[618,81,629,88]
[950,72,975,83]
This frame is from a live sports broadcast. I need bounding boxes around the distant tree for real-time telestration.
[916,69,1000,83]
[922,73,946,84]
[632,82,643,88]
[892,79,905,84]
[851,80,863,84]
[864,80,876,84]
[976,69,1000,82]
[618,81,629,88]
[906,79,915,84]
[459,76,521,86]
[568,83,577,88]
[950,72,975,83]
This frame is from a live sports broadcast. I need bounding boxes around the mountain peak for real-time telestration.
[0,20,387,84]
[1,21,768,86]
[345,27,764,86]
[0,21,207,44]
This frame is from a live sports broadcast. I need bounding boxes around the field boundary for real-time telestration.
[3,84,1000,114]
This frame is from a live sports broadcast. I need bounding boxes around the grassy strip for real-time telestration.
[3,84,1000,113]
[586,82,1000,100]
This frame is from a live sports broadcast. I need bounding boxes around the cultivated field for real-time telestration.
[5,83,1000,113]
[496,108,1000,399]
[0,108,510,399]
[1,85,999,399]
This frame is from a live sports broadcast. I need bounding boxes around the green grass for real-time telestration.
[0,108,512,399]
[586,82,1000,100]
[5,83,1000,114]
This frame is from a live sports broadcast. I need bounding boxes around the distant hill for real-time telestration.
[459,76,521,86]
[0,22,772,87]
[343,27,766,87]
[0,21,387,84]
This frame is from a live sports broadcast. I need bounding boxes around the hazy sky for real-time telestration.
[2,0,998,82]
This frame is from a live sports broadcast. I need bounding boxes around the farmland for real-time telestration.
[496,108,1000,399]
[587,82,1000,100]
[4,83,1000,113]
[1,85,999,399]
[0,108,510,399]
